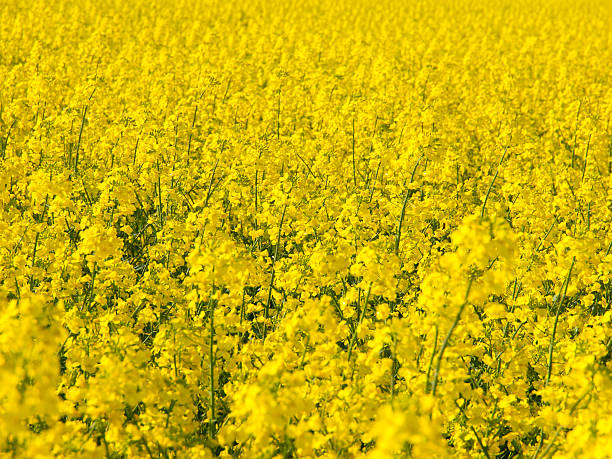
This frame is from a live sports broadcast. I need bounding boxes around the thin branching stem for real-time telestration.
[455,399,491,459]
[545,256,575,386]
[352,118,357,186]
[348,283,372,360]
[395,154,424,255]
[431,278,473,395]
[208,293,216,437]
[73,105,88,175]
[480,146,508,221]
[264,204,287,338]
[425,325,438,392]
[535,386,592,459]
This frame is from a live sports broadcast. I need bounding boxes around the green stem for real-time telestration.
[352,118,357,186]
[535,386,591,459]
[73,105,88,175]
[394,154,424,255]
[425,326,439,393]
[209,293,216,437]
[431,278,473,395]
[186,106,198,166]
[455,399,491,459]
[348,283,372,360]
[545,257,575,386]
[480,146,508,221]
[264,204,287,338]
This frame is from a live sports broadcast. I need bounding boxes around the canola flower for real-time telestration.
[1,0,612,457]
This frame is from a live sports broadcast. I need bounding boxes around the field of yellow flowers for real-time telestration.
[1,0,612,457]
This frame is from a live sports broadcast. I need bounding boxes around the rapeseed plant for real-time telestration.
[1,0,612,457]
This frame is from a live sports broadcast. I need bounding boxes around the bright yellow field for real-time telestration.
[1,0,612,457]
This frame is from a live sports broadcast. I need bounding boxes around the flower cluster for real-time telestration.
[1,0,612,457]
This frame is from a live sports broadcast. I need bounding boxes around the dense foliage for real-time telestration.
[1,0,612,457]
